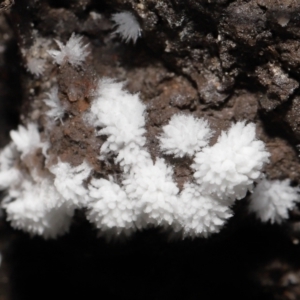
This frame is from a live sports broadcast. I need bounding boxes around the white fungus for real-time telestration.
[3,178,73,239]
[249,179,300,224]
[48,33,89,67]
[0,120,75,238]
[193,122,270,202]
[86,78,147,168]
[0,76,272,239]
[159,114,213,158]
[26,57,46,77]
[49,160,92,207]
[111,11,142,44]
[21,35,50,77]
[87,176,137,236]
[0,142,18,171]
[123,158,179,228]
[43,86,66,123]
[10,123,46,159]
[0,167,21,191]
[177,183,233,238]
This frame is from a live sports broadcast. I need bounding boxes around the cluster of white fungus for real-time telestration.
[0,124,92,238]
[24,12,140,75]
[3,179,73,239]
[249,179,300,224]
[21,33,89,76]
[0,75,272,239]
[84,79,270,238]
[157,115,270,237]
[0,10,294,243]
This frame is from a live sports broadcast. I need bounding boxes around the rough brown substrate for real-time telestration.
[1,0,300,299]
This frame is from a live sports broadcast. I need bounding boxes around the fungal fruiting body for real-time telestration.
[111,11,142,44]
[192,122,270,202]
[43,87,66,123]
[159,114,213,158]
[249,179,300,224]
[0,77,271,239]
[48,33,89,66]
